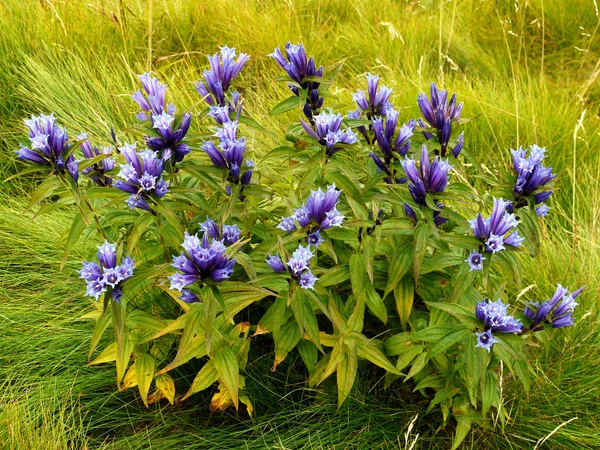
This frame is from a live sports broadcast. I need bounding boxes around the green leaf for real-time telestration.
[451,415,473,450]
[405,352,428,381]
[212,347,240,409]
[351,332,400,374]
[61,212,87,268]
[182,360,219,400]
[136,353,155,407]
[127,213,155,255]
[270,95,300,116]
[88,310,111,360]
[337,338,358,408]
[291,288,324,352]
[298,340,319,375]
[111,300,128,386]
[25,176,62,213]
[384,243,412,297]
[273,319,301,371]
[364,285,387,324]
[413,221,430,284]
[394,276,414,328]
[396,345,425,372]
[89,342,116,365]
[427,327,470,359]
[318,264,350,287]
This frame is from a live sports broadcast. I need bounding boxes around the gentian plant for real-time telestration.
[14,44,584,449]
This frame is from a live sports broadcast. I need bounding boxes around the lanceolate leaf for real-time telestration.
[337,338,358,408]
[212,347,240,410]
[136,353,155,407]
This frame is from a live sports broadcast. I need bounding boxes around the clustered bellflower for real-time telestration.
[79,133,115,187]
[266,244,318,290]
[79,241,135,302]
[301,111,358,157]
[196,46,249,110]
[278,184,344,247]
[469,198,524,253]
[200,217,241,246]
[15,113,78,182]
[169,232,236,302]
[524,284,584,329]
[270,43,324,121]
[401,146,452,226]
[417,82,464,157]
[132,73,192,164]
[201,120,253,189]
[511,145,555,217]
[474,299,522,351]
[114,143,169,211]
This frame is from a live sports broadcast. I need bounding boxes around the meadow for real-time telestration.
[1,0,600,448]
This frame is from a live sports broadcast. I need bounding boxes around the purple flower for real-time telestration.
[78,133,115,187]
[511,145,556,201]
[536,204,550,217]
[168,232,236,290]
[114,143,169,211]
[15,113,78,182]
[266,245,318,290]
[180,289,200,303]
[196,47,249,107]
[351,74,393,117]
[301,111,358,157]
[200,217,241,246]
[417,83,464,156]
[78,241,135,302]
[279,185,344,243]
[465,250,485,271]
[132,74,192,163]
[307,230,324,247]
[475,330,497,352]
[266,254,287,272]
[270,42,324,121]
[201,121,252,188]
[475,299,522,334]
[469,198,523,253]
[401,146,452,204]
[524,284,584,329]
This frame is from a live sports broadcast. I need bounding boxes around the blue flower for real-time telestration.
[465,250,485,271]
[475,299,522,334]
[469,198,523,253]
[266,245,318,290]
[114,144,169,211]
[417,82,464,156]
[201,121,253,188]
[78,241,135,302]
[351,74,393,117]
[168,232,236,290]
[475,330,497,352]
[401,146,452,204]
[15,113,78,182]
[301,111,358,156]
[196,47,249,107]
[78,133,115,187]
[200,217,241,246]
[511,145,555,212]
[524,284,584,329]
[270,43,324,120]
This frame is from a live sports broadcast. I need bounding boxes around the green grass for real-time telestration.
[1,0,599,448]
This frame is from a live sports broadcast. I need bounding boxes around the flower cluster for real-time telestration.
[196,46,249,109]
[417,82,464,157]
[15,113,78,182]
[114,143,169,211]
[266,244,318,290]
[200,217,241,246]
[202,121,253,189]
[132,73,192,164]
[278,184,344,246]
[270,42,324,121]
[401,146,452,226]
[169,232,236,299]
[474,299,522,351]
[510,145,555,217]
[349,74,393,119]
[301,111,358,157]
[79,241,135,302]
[469,198,523,253]
[79,133,115,187]
[524,284,584,329]
[370,110,416,184]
